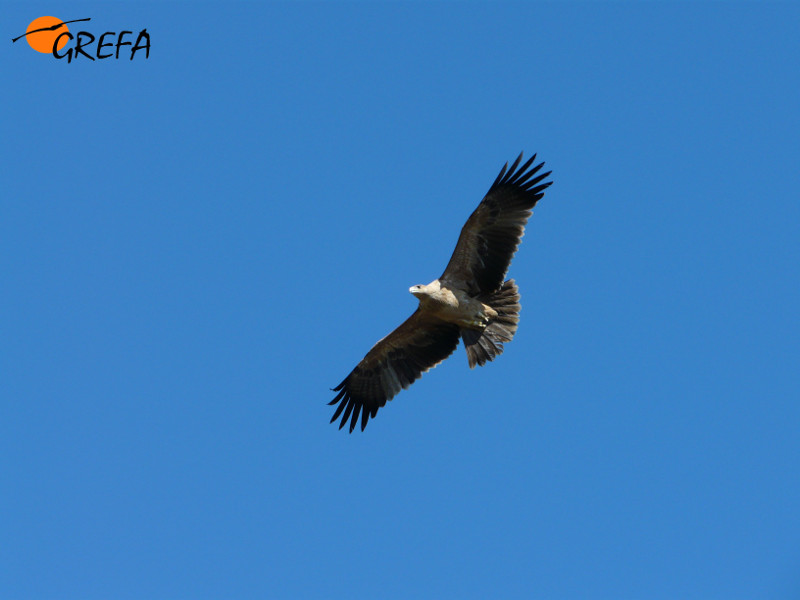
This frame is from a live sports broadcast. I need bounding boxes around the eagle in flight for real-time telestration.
[329,152,553,432]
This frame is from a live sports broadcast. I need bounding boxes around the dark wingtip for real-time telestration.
[491,161,510,189]
[518,153,537,174]
[490,152,552,194]
[328,385,346,406]
[349,403,361,433]
[328,375,375,433]
[535,176,554,193]
[505,153,523,181]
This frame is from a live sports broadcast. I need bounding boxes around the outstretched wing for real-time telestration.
[329,309,460,432]
[441,152,552,295]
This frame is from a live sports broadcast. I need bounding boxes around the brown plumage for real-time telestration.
[329,152,552,432]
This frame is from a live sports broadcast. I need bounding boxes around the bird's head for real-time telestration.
[409,280,439,299]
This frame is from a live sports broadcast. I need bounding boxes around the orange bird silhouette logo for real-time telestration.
[12,16,150,62]
[13,17,91,53]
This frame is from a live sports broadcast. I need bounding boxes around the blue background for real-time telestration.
[3,2,799,598]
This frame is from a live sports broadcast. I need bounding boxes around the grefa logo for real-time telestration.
[12,16,150,62]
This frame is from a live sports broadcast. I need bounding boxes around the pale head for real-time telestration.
[409,280,440,299]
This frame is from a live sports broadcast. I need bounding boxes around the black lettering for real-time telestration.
[131,29,150,60]
[115,30,132,59]
[52,31,73,62]
[97,32,115,59]
[74,31,95,61]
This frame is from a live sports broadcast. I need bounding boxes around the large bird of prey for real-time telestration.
[329,152,552,432]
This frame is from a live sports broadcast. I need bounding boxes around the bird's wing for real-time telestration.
[440,152,552,295]
[329,309,461,432]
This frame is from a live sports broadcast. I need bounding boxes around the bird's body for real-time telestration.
[329,152,552,432]
[410,280,496,330]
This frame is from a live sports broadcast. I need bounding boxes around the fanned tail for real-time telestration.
[461,279,520,369]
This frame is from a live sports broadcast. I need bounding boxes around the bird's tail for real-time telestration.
[461,279,521,369]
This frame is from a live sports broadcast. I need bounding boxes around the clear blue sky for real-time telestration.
[3,2,799,598]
